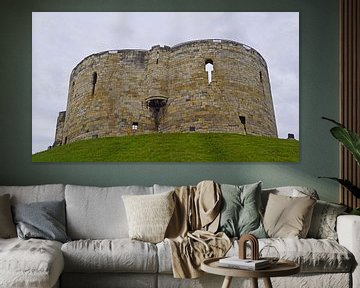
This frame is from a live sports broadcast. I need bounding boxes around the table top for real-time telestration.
[201,257,300,278]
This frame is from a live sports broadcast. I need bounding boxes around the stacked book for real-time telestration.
[218,257,271,270]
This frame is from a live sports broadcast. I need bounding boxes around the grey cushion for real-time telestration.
[61,239,158,273]
[0,194,16,238]
[65,185,154,239]
[218,182,266,238]
[308,200,347,240]
[12,200,70,243]
[0,238,64,288]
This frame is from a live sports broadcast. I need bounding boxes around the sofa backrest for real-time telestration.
[0,184,65,204]
[154,183,320,212]
[153,184,176,194]
[261,186,319,212]
[65,184,153,240]
[0,183,321,240]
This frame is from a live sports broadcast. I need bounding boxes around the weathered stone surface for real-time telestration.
[54,39,278,146]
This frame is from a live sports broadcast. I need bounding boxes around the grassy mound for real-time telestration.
[32,133,299,162]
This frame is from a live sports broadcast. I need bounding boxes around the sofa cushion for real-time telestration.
[0,194,16,238]
[218,182,266,238]
[122,191,175,243]
[0,184,65,204]
[158,237,354,275]
[156,240,173,274]
[263,193,316,238]
[61,239,158,273]
[61,273,157,288]
[260,238,353,273]
[0,238,64,288]
[307,200,347,240]
[12,200,70,243]
[65,185,153,239]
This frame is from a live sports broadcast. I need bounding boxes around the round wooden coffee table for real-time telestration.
[201,257,300,288]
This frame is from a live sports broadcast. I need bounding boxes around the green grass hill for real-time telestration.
[32,133,299,162]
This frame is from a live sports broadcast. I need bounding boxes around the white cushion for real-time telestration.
[122,191,175,243]
[61,239,158,273]
[0,238,63,288]
[65,185,153,239]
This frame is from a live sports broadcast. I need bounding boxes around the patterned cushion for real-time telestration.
[307,200,347,240]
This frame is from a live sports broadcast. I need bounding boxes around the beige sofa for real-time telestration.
[0,183,359,288]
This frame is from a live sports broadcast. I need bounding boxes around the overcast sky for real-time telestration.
[32,12,299,154]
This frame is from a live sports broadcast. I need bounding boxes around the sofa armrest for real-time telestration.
[337,215,360,288]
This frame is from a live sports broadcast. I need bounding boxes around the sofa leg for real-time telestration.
[221,276,232,288]
[251,278,258,288]
[263,277,273,288]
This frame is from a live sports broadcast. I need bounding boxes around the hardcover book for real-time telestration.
[218,257,271,270]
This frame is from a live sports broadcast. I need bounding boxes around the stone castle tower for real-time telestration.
[53,39,277,146]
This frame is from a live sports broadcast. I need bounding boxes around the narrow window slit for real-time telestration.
[92,72,97,95]
[205,59,214,84]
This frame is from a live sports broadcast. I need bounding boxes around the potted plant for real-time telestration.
[320,117,360,215]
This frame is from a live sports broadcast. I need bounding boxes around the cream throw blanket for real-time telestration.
[165,180,231,278]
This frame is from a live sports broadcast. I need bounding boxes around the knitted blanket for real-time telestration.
[165,180,231,278]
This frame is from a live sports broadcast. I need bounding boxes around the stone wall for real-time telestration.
[53,111,66,146]
[54,39,278,146]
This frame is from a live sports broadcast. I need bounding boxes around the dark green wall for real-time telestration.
[0,0,340,202]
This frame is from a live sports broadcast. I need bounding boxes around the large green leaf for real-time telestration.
[322,117,360,165]
[318,177,360,198]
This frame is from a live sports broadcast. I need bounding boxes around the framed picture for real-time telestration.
[32,12,299,162]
